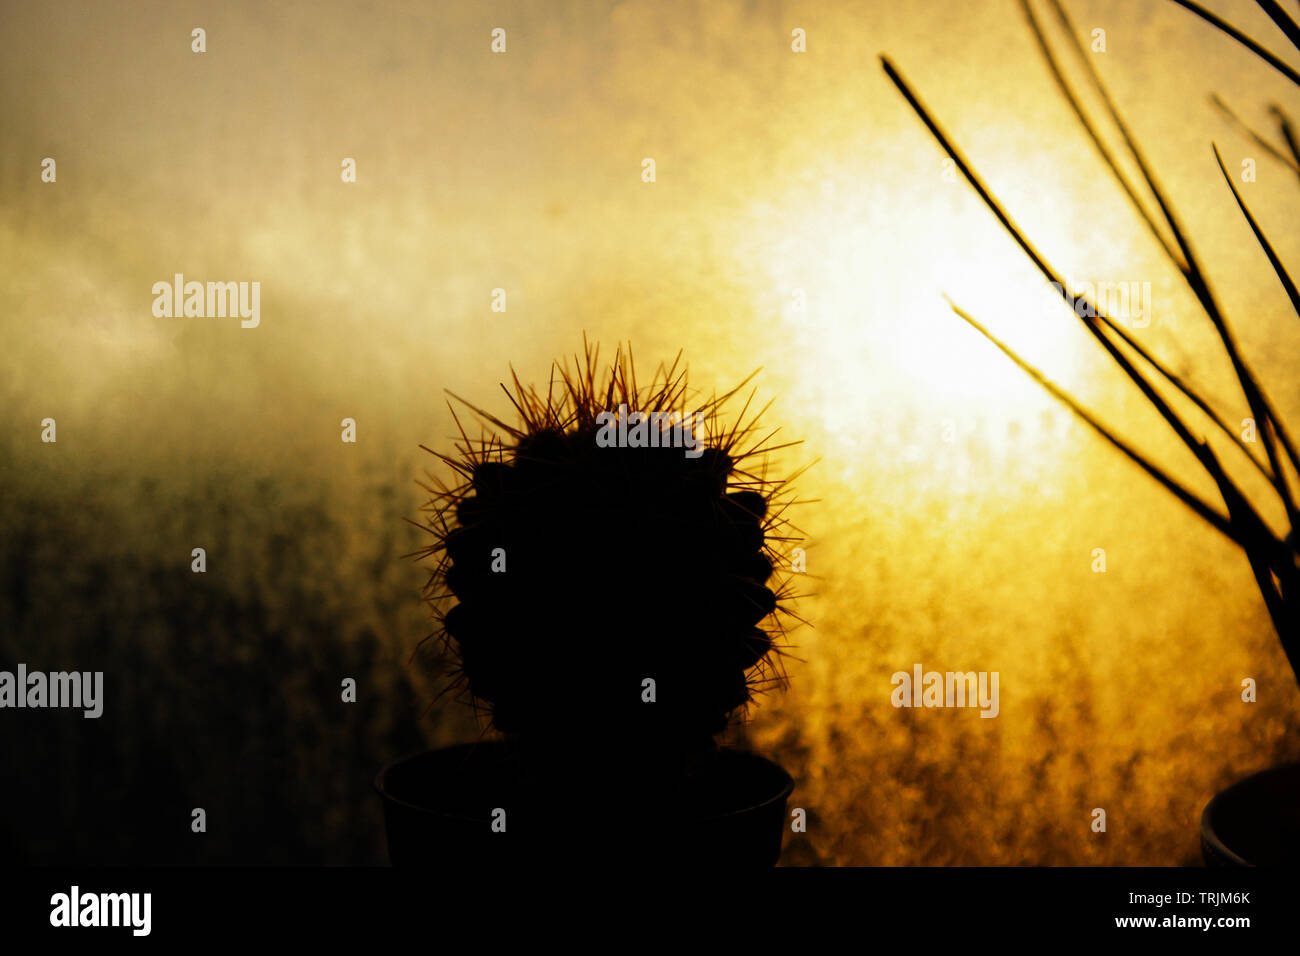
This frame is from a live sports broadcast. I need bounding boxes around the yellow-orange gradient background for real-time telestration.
[2,0,1298,863]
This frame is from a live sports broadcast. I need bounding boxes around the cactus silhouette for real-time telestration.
[413,342,806,781]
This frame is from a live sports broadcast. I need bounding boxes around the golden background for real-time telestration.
[2,0,1298,863]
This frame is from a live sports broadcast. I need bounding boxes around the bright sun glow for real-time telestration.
[739,179,1088,464]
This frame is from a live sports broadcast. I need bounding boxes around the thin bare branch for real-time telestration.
[1210,93,1300,176]
[1271,102,1300,169]
[880,55,1267,520]
[1212,144,1300,324]
[1046,0,1300,503]
[1255,0,1300,55]
[1024,0,1185,267]
[948,298,1241,545]
[1166,0,1300,86]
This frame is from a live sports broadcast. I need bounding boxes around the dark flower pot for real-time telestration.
[1201,763,1300,866]
[376,741,794,866]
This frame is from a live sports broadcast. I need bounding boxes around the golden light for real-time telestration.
[735,167,1094,481]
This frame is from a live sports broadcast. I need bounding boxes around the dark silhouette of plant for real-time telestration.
[883,0,1300,688]
[411,342,808,780]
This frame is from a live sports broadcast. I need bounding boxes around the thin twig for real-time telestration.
[1255,0,1300,55]
[1212,144,1300,325]
[1271,102,1300,169]
[1167,0,1300,86]
[947,299,1241,544]
[880,55,1269,537]
[1047,0,1300,507]
[1210,93,1300,177]
[1020,0,1277,482]
[1023,0,1184,265]
[1210,143,1300,526]
[1203,439,1300,682]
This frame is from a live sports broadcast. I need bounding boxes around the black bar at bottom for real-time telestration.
[0,865,1283,941]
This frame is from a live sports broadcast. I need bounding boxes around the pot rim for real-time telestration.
[374,741,795,825]
[1199,795,1251,868]
[1200,761,1300,868]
